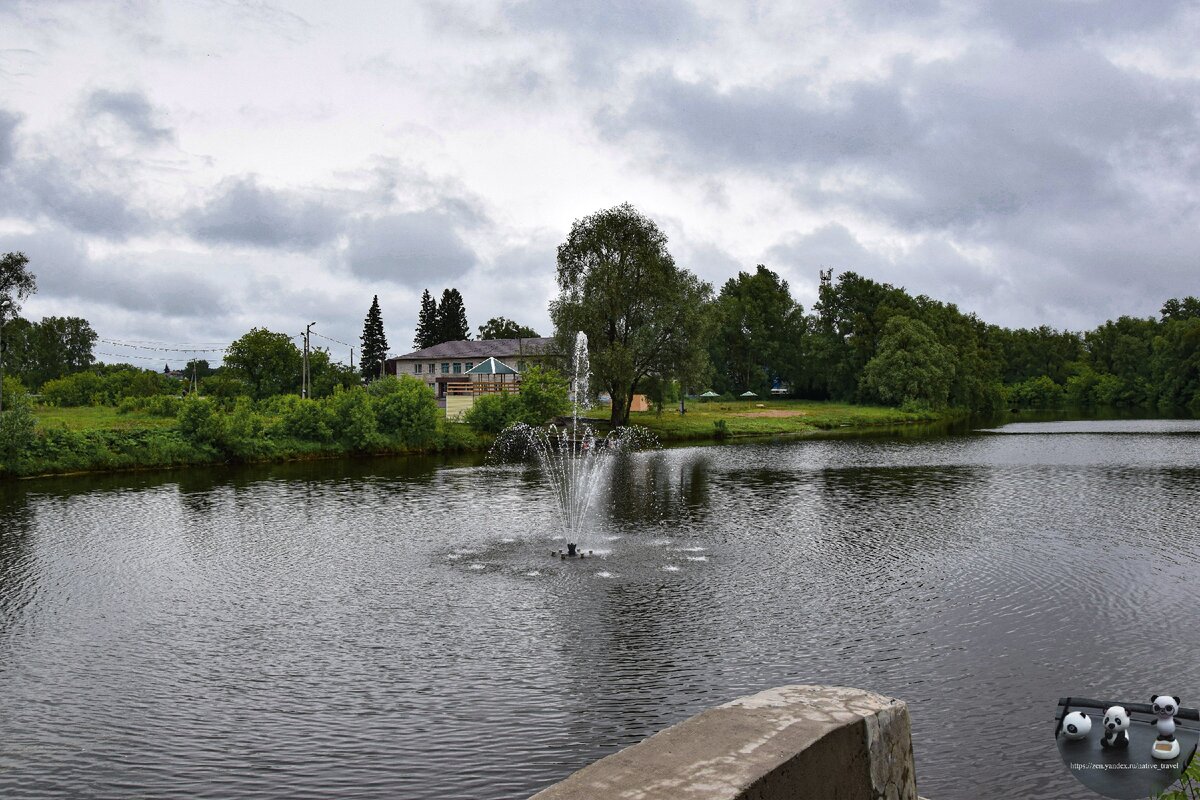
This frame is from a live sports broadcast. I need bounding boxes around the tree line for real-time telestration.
[547,204,1200,423]
[3,204,1199,432]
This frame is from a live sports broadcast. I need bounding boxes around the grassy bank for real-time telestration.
[6,398,945,480]
[4,404,488,480]
[629,399,947,441]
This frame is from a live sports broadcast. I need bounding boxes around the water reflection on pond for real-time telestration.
[1,420,1198,799]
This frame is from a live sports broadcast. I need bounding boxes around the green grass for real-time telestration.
[629,399,944,441]
[35,405,176,431]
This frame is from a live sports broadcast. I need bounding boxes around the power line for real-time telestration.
[98,338,229,353]
[94,351,191,363]
[311,331,353,348]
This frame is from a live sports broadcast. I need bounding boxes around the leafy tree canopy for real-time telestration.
[223,328,303,399]
[709,265,803,396]
[860,315,955,408]
[477,316,539,340]
[549,203,712,425]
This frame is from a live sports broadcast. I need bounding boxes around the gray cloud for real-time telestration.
[503,0,705,83]
[4,226,231,320]
[343,210,479,285]
[1,158,149,237]
[974,0,1187,47]
[599,70,913,169]
[0,109,19,167]
[20,159,149,235]
[0,104,151,237]
[182,175,342,250]
[599,37,1200,326]
[506,0,701,42]
[83,88,173,144]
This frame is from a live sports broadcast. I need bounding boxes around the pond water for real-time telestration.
[1,418,1198,799]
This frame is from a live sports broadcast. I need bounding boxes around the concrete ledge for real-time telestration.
[529,685,919,800]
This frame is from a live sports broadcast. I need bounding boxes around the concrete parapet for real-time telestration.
[529,684,919,800]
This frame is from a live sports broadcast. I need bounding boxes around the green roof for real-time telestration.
[466,357,518,375]
[739,391,758,397]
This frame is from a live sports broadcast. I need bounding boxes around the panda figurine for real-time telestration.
[1101,706,1131,749]
[1061,711,1092,740]
[1150,694,1182,760]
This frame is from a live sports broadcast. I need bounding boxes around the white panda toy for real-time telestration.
[1150,694,1182,760]
[1101,705,1131,749]
[1061,711,1092,740]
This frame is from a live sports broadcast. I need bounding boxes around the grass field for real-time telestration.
[628,399,942,440]
[35,406,176,431]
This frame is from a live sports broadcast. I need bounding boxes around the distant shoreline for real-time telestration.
[4,402,1190,483]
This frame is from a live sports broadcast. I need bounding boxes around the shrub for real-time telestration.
[463,392,524,433]
[373,376,438,446]
[328,387,380,450]
[712,419,729,439]
[198,374,249,401]
[41,372,106,406]
[282,398,335,442]
[223,397,269,459]
[365,375,404,397]
[1007,375,1065,408]
[517,366,570,424]
[0,391,37,469]
[177,396,227,448]
[435,418,485,451]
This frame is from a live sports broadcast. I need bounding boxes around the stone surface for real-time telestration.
[529,685,918,800]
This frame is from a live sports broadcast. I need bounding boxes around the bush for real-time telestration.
[0,390,37,469]
[517,366,570,424]
[435,418,484,451]
[198,374,249,401]
[41,371,106,406]
[328,387,380,450]
[712,419,728,439]
[117,395,185,417]
[1007,375,1065,407]
[281,398,334,442]
[365,375,404,397]
[463,392,525,433]
[177,396,227,449]
[40,369,180,407]
[373,376,438,446]
[223,397,270,459]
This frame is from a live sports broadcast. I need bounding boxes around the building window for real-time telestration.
[518,360,526,372]
[413,363,422,374]
[441,363,449,374]
[465,362,473,371]
[452,363,462,374]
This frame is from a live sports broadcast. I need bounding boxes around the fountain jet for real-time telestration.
[493,332,655,554]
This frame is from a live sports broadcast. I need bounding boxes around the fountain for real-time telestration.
[493,332,655,558]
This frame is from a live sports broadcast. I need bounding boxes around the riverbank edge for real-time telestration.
[2,405,961,482]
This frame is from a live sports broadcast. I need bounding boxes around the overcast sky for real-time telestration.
[2,0,1199,365]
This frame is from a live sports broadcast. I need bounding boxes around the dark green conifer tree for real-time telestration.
[412,289,436,347]
[413,289,438,350]
[435,288,469,343]
[360,295,389,381]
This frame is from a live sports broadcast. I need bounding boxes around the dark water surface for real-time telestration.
[2,420,1199,799]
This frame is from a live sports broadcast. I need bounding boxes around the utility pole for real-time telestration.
[0,311,5,412]
[350,347,354,372]
[303,323,315,398]
[0,313,5,415]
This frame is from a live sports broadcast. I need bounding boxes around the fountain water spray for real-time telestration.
[493,332,656,556]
